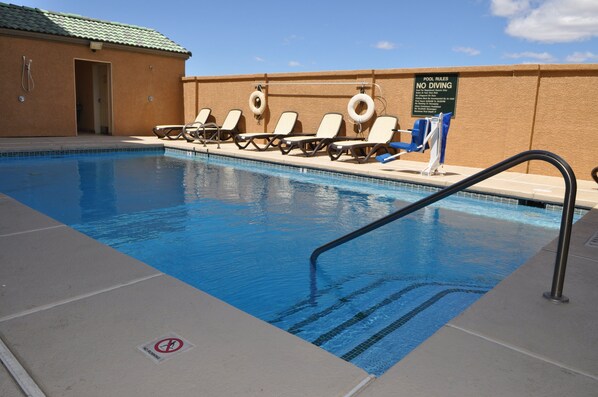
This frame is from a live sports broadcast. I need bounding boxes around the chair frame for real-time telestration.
[186,109,243,145]
[327,116,398,163]
[279,113,344,157]
[152,108,211,140]
[234,111,298,151]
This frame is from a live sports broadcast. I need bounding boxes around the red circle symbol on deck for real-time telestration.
[154,337,183,353]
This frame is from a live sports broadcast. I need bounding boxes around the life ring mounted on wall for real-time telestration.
[249,87,266,117]
[347,92,375,125]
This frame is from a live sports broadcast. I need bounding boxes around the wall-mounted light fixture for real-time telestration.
[90,42,103,52]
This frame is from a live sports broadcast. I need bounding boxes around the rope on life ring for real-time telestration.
[249,90,266,116]
[347,93,375,125]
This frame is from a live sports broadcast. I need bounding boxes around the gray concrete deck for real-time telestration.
[1,135,597,396]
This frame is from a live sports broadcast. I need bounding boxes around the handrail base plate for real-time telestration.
[543,291,570,304]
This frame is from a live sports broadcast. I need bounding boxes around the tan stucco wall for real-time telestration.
[1,32,594,180]
[528,65,598,177]
[183,65,597,179]
[0,33,186,136]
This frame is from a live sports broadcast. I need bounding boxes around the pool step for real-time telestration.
[270,277,488,375]
[337,287,485,363]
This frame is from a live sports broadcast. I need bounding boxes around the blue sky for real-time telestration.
[10,0,598,76]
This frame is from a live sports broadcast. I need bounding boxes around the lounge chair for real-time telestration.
[234,111,298,151]
[327,115,398,163]
[187,109,243,144]
[376,112,452,175]
[152,108,211,140]
[279,113,343,156]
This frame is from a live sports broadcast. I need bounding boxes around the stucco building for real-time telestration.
[0,2,190,137]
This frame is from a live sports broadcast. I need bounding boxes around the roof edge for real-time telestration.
[0,2,191,56]
[0,28,191,59]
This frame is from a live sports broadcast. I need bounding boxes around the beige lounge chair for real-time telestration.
[327,116,398,163]
[153,108,211,140]
[188,109,243,143]
[279,113,343,156]
[234,111,298,151]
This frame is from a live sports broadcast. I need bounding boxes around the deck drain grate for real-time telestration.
[585,231,598,248]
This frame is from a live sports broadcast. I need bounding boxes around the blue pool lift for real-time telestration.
[377,112,452,175]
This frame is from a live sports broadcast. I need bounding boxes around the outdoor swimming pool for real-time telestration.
[0,149,572,375]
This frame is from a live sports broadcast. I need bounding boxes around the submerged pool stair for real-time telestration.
[311,150,578,304]
[270,275,489,375]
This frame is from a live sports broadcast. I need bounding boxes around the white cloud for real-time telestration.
[453,46,481,56]
[565,51,598,62]
[504,51,556,62]
[374,41,396,50]
[288,61,302,67]
[491,0,598,43]
[254,56,265,62]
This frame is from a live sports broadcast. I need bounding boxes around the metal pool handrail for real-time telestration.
[310,150,577,304]
[184,122,222,149]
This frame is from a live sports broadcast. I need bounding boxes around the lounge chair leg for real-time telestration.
[349,148,366,163]
[183,129,196,142]
[268,138,280,148]
[152,127,165,138]
[327,147,343,161]
[304,141,327,157]
[280,143,294,155]
[249,140,262,150]
[166,128,186,140]
[360,145,387,163]
[234,137,251,149]
[299,142,315,156]
[252,137,277,151]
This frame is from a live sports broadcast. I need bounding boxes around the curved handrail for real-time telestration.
[310,150,577,303]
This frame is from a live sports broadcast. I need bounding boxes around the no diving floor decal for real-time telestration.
[137,332,195,364]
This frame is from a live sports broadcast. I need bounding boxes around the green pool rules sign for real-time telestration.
[412,73,458,116]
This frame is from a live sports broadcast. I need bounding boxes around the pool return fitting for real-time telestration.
[310,150,577,304]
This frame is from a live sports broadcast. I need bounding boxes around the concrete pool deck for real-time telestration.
[0,135,597,396]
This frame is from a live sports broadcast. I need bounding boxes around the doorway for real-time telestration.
[75,60,112,135]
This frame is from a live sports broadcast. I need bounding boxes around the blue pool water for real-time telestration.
[0,150,569,375]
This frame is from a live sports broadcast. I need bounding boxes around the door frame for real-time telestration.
[74,59,113,135]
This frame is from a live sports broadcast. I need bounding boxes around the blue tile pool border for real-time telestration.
[0,146,163,159]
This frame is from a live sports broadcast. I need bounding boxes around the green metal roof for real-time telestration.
[0,2,191,56]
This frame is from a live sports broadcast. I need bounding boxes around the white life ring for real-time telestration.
[249,90,266,116]
[347,93,375,123]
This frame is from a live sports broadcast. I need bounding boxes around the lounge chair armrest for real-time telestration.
[392,129,413,134]
[184,121,206,129]
[332,136,365,141]
[185,122,221,134]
